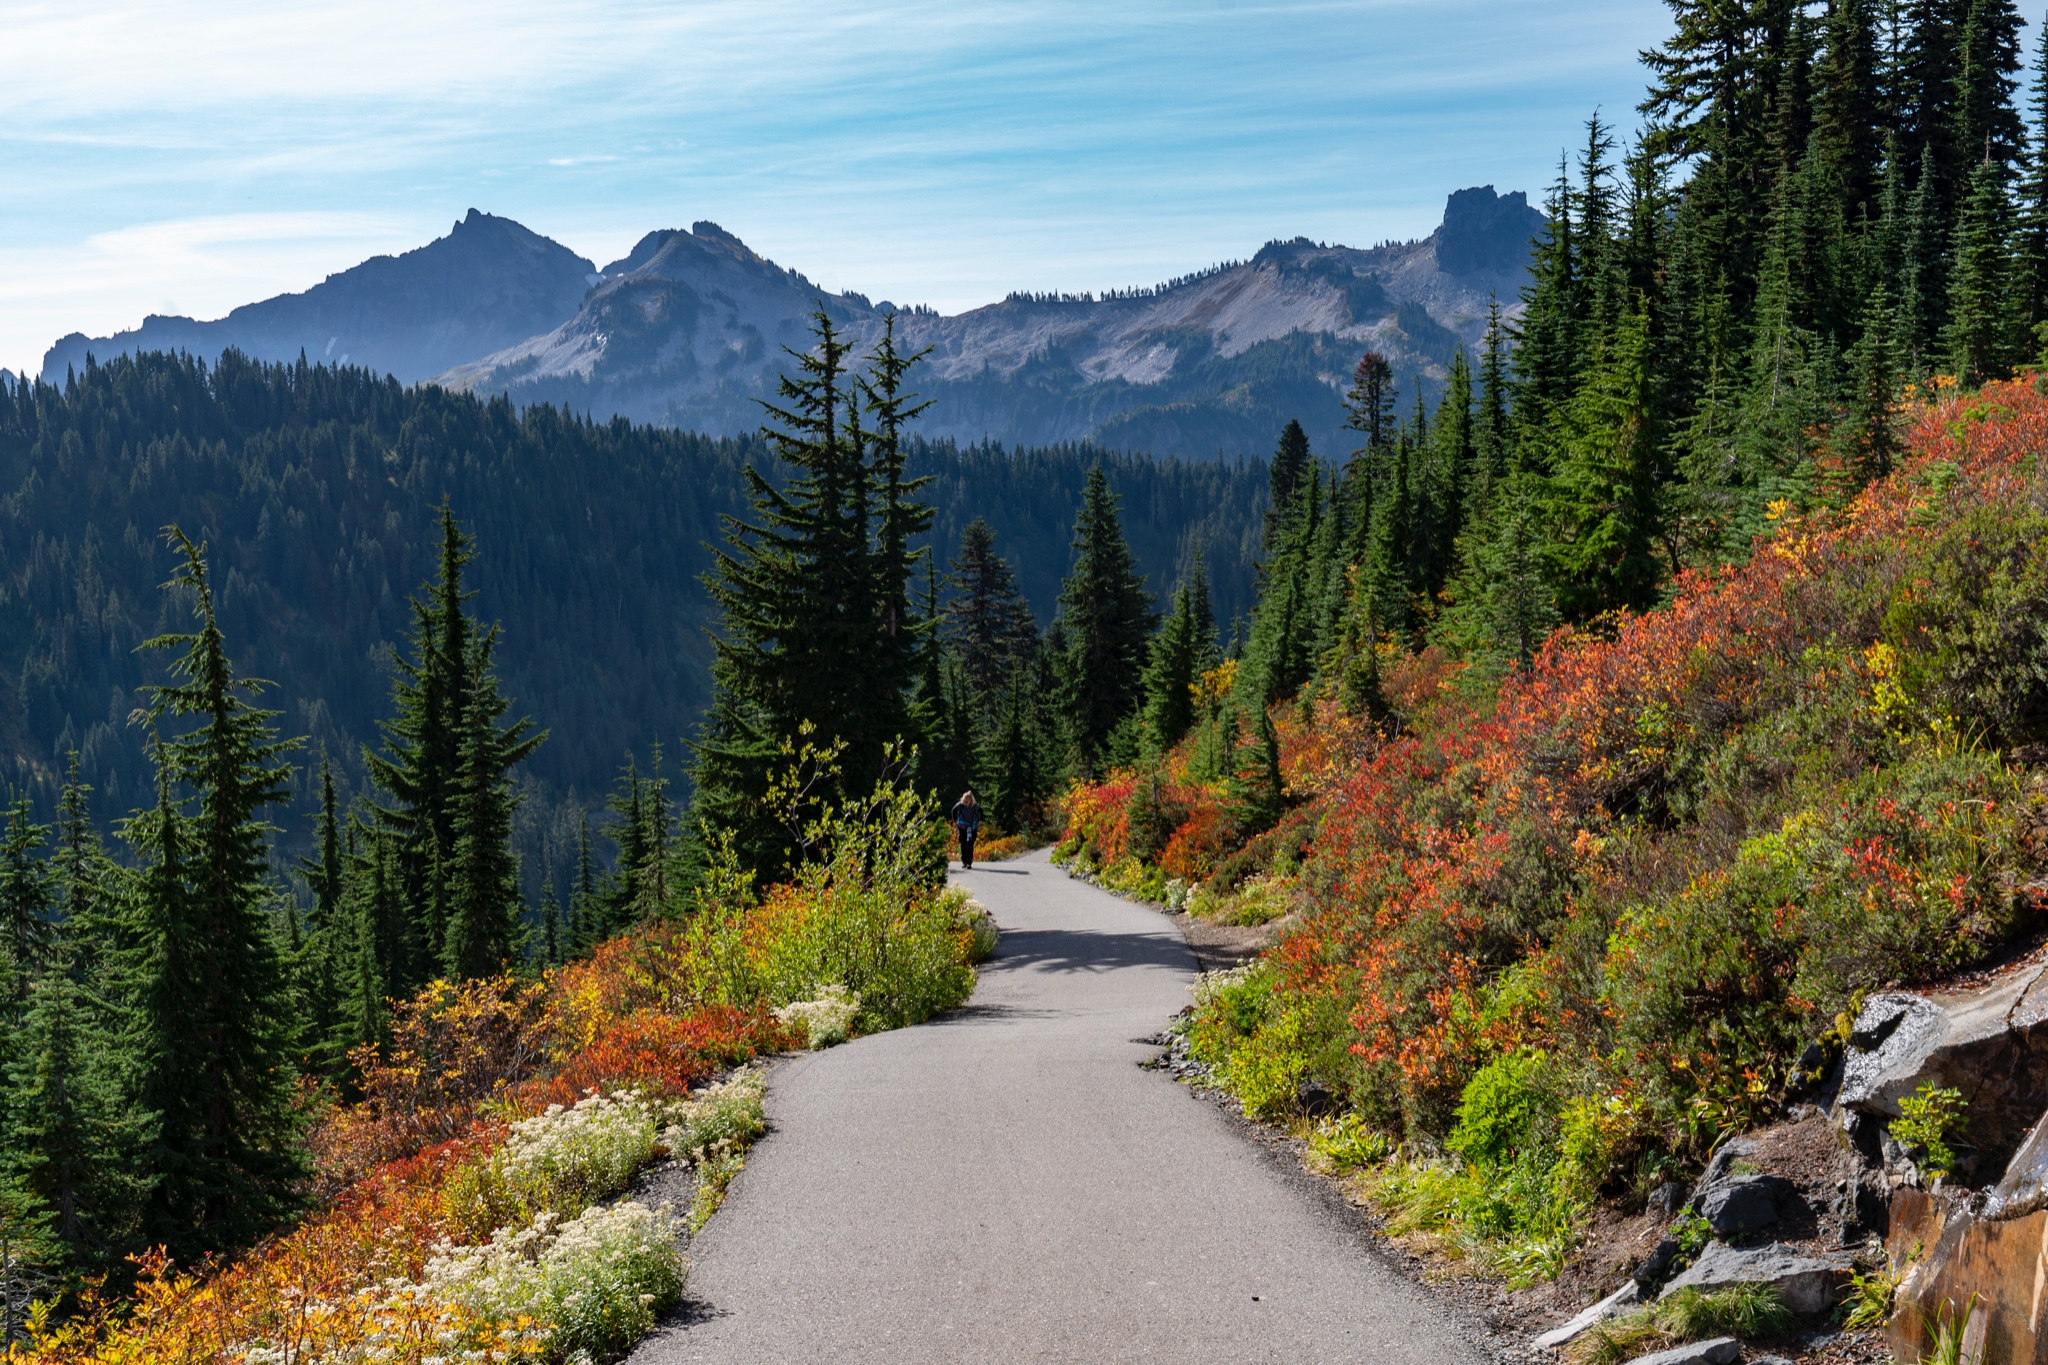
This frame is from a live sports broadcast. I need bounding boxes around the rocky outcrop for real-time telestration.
[1659,1242,1851,1315]
[1885,1186,2048,1363]
[436,190,1545,459]
[1835,966,2048,1172]
[1700,1174,1798,1238]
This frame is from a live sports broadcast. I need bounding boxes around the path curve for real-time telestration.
[632,849,1483,1363]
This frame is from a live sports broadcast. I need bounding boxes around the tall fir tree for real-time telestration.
[1140,562,1218,752]
[1053,467,1157,777]
[1944,152,2027,381]
[943,519,1037,713]
[130,529,305,1260]
[442,637,535,978]
[0,803,53,1011]
[694,310,933,874]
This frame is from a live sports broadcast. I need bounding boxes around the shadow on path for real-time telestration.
[982,925,1190,976]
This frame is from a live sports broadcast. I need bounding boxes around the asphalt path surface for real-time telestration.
[633,848,1483,1364]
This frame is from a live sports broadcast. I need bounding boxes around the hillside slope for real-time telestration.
[0,354,1266,859]
[440,187,1541,460]
[40,210,598,385]
[1060,377,2048,1280]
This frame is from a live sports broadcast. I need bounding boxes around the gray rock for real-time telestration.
[1695,1137,1759,1195]
[1634,1236,1682,1289]
[1624,1337,1739,1365]
[1660,1240,1851,1315]
[1700,1174,1794,1237]
[1646,1182,1687,1218]
[1531,1280,1640,1350]
[1988,1103,2048,1220]
[1833,967,2048,1163]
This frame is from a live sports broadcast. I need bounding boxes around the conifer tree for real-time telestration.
[0,803,53,1010]
[986,653,1049,836]
[442,638,533,978]
[2015,19,2048,347]
[695,310,933,873]
[1422,351,1475,600]
[366,505,476,974]
[4,950,149,1269]
[1483,474,1560,671]
[1474,298,1512,512]
[367,508,540,986]
[1140,564,1216,752]
[130,529,305,1259]
[1266,420,1312,551]
[1549,301,1665,618]
[1944,154,2026,381]
[1954,0,2026,180]
[1239,468,1323,706]
[1053,467,1156,776]
[943,519,1037,711]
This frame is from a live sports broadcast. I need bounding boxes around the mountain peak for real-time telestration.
[42,212,596,385]
[1433,186,1548,277]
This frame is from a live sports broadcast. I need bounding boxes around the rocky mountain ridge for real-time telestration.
[45,188,1544,460]
[41,210,597,386]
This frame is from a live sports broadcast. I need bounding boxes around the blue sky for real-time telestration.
[0,1,1872,375]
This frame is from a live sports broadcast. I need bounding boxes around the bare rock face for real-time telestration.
[1886,1186,2048,1363]
[1986,1105,2048,1220]
[1658,1241,1851,1315]
[1836,966,2048,1171]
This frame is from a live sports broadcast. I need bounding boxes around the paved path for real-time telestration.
[634,849,1483,1364]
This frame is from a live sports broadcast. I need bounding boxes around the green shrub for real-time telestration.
[1187,963,1328,1119]
[1305,1113,1395,1175]
[1893,1082,1968,1182]
[773,985,861,1047]
[1447,1051,1553,1167]
[662,1067,767,1164]
[1841,1264,1897,1329]
[442,1090,669,1241]
[1362,1151,1587,1289]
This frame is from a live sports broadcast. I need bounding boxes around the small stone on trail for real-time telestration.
[1622,1337,1739,1365]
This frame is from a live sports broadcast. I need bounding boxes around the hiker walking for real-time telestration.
[951,790,982,869]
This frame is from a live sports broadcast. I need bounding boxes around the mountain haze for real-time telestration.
[41,210,597,385]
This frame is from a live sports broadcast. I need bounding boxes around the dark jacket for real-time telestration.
[950,800,981,831]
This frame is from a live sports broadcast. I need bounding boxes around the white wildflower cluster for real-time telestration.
[773,985,861,1049]
[1190,962,1262,1011]
[1163,878,1191,911]
[955,897,1000,962]
[426,1201,686,1364]
[660,1067,766,1164]
[445,1089,668,1237]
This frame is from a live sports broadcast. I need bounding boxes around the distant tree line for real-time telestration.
[0,353,1266,882]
